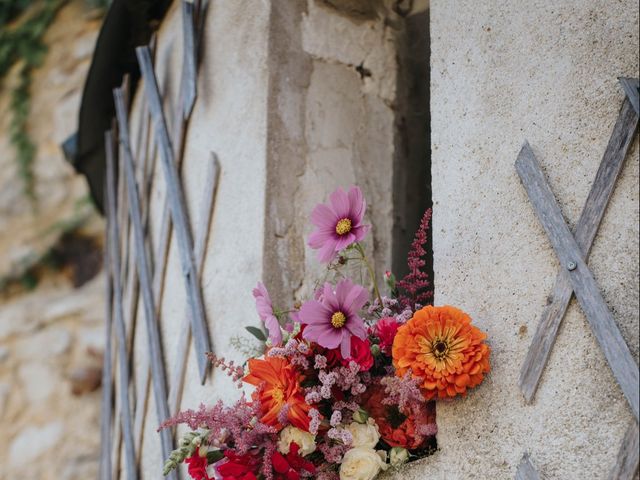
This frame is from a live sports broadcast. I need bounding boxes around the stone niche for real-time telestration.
[120,1,428,477]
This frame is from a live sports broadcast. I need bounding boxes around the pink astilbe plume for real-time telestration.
[397,208,433,310]
[159,397,277,455]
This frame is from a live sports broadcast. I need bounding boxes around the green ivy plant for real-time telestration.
[1,0,67,204]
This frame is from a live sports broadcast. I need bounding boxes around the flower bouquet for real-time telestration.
[161,186,491,480]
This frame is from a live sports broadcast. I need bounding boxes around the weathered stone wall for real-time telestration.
[122,1,408,477]
[387,1,638,479]
[0,2,103,479]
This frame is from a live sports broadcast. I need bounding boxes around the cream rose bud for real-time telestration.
[347,418,381,449]
[389,447,409,467]
[277,426,316,456]
[340,447,389,480]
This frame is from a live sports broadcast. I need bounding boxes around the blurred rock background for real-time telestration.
[0,1,106,478]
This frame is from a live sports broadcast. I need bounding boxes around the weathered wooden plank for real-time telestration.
[169,154,220,413]
[515,453,542,480]
[99,208,114,480]
[181,0,197,118]
[619,77,639,116]
[105,129,138,480]
[113,88,177,479]
[516,142,639,421]
[519,98,639,403]
[136,46,212,383]
[609,421,640,480]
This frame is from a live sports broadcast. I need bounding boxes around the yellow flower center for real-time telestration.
[335,218,352,235]
[331,311,347,329]
[272,386,285,403]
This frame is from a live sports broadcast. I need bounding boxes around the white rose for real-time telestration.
[277,426,316,456]
[340,447,389,480]
[347,418,380,449]
[389,447,409,467]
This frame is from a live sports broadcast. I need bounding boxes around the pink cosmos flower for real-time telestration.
[299,279,368,357]
[308,186,370,263]
[252,283,282,345]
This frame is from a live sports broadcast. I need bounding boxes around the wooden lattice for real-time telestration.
[516,78,640,480]
[99,1,219,479]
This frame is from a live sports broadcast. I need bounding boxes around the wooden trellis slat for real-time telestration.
[516,453,542,480]
[519,95,639,403]
[180,0,197,119]
[130,2,207,445]
[136,45,212,383]
[608,421,639,480]
[114,88,177,480]
[105,129,138,480]
[516,142,639,421]
[99,214,114,480]
[618,77,639,116]
[169,153,220,413]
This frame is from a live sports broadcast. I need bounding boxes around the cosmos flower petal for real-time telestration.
[334,232,357,251]
[322,283,340,311]
[347,186,366,222]
[345,316,367,339]
[351,224,370,242]
[308,228,335,248]
[342,283,369,312]
[252,282,282,345]
[335,278,353,306]
[311,203,338,228]
[340,333,352,358]
[304,324,342,349]
[329,187,351,218]
[299,300,333,325]
[316,239,339,263]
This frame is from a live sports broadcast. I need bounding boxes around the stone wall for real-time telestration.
[120,1,419,477]
[0,2,103,479]
[387,1,638,479]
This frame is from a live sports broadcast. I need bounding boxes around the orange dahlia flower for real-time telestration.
[243,356,311,431]
[392,305,490,400]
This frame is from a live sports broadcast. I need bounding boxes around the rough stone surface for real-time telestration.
[384,1,639,479]
[8,421,64,463]
[0,3,104,480]
[122,1,399,477]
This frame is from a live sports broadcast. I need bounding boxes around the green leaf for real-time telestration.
[245,326,267,342]
[206,450,224,464]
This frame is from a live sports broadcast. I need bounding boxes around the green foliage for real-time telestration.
[1,0,67,204]
[245,325,268,342]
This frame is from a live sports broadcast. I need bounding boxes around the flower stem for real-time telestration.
[355,243,383,306]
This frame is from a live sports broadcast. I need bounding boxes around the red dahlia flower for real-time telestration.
[272,443,316,480]
[185,452,210,480]
[375,317,401,355]
[340,336,374,371]
[217,450,260,480]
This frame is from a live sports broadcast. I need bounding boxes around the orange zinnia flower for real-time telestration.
[392,305,490,400]
[243,356,311,431]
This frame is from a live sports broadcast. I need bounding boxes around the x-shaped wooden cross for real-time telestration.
[515,78,639,480]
